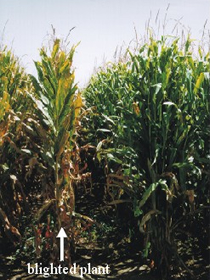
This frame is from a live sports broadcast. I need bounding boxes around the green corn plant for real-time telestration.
[28,38,83,263]
[83,35,210,278]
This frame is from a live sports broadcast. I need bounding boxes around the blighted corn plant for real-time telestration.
[0,38,96,264]
[27,37,83,264]
[83,35,210,278]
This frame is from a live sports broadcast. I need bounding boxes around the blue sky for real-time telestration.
[0,0,209,87]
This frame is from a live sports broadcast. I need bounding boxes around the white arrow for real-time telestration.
[56,227,67,261]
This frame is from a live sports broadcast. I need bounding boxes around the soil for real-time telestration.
[0,192,209,280]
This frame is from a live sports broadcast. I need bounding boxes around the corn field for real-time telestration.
[0,33,209,280]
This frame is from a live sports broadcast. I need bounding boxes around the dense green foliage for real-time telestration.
[83,36,210,277]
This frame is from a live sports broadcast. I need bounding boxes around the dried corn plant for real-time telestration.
[0,47,35,245]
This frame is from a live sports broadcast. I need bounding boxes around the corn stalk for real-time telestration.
[83,35,210,278]
[29,38,82,263]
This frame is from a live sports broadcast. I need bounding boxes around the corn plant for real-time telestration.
[28,38,83,263]
[0,46,36,245]
[83,35,210,278]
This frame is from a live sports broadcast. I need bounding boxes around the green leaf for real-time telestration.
[58,86,77,125]
[139,179,166,208]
